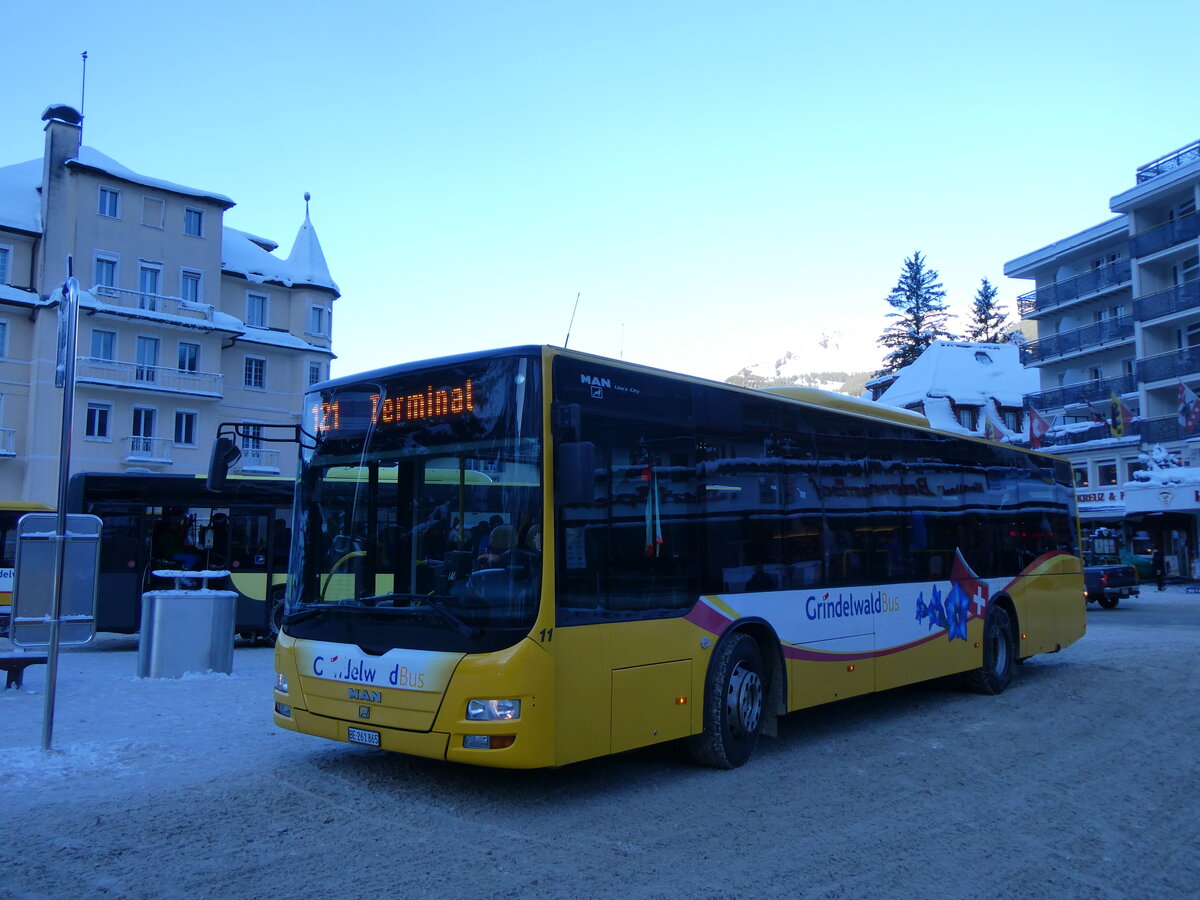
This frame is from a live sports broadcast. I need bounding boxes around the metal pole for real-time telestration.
[42,277,80,751]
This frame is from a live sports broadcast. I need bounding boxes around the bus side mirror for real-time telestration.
[557,441,595,506]
[207,437,242,491]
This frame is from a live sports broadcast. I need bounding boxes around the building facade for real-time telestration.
[0,105,338,506]
[1005,139,1200,577]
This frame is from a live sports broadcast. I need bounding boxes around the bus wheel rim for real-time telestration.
[727,662,763,735]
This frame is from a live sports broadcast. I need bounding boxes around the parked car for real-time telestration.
[1084,562,1140,609]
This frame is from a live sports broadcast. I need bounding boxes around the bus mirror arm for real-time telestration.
[206,422,312,492]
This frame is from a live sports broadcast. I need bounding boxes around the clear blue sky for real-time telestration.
[4,1,1199,382]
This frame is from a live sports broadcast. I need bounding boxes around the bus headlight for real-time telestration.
[276,672,289,694]
[466,699,520,720]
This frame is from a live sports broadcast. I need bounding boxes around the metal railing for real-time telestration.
[92,285,214,323]
[1136,347,1200,383]
[1134,279,1200,321]
[1129,210,1200,258]
[238,447,281,472]
[75,357,223,397]
[1137,415,1195,444]
[1136,140,1200,184]
[1020,316,1134,364]
[123,436,173,463]
[1016,259,1131,316]
[1026,373,1136,412]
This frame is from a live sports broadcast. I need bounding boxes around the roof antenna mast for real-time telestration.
[80,51,88,118]
[563,292,581,349]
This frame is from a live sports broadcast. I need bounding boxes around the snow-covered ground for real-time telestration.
[2,589,1198,898]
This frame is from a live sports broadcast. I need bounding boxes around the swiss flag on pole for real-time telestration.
[1028,406,1051,449]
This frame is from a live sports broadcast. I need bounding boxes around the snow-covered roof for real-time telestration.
[222,223,339,294]
[873,341,1038,436]
[67,146,235,208]
[0,158,43,233]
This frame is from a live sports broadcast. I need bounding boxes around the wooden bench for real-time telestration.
[0,652,47,689]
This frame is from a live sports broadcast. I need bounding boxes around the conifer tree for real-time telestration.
[964,277,1009,343]
[875,251,956,376]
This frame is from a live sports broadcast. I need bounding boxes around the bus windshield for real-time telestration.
[285,355,542,654]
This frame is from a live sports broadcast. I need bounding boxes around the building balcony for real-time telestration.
[1137,415,1195,444]
[1136,347,1200,384]
[123,436,173,465]
[1136,140,1200,184]
[0,427,14,457]
[1133,279,1200,322]
[76,357,223,398]
[1020,316,1135,365]
[91,285,214,324]
[1015,259,1131,317]
[238,447,281,474]
[1026,373,1136,412]
[1129,210,1200,258]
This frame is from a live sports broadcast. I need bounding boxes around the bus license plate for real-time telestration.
[347,727,380,747]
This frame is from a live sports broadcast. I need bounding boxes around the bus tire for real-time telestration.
[265,586,286,646]
[689,632,765,769]
[965,604,1015,695]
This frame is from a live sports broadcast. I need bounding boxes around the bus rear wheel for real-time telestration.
[689,632,765,769]
[965,604,1015,695]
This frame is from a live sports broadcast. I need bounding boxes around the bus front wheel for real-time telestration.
[965,604,1015,695]
[689,632,765,769]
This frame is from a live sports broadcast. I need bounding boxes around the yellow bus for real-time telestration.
[0,501,54,636]
[271,346,1085,768]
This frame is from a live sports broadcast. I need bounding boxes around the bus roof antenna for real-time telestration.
[563,292,581,349]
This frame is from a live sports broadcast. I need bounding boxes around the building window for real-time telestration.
[307,362,323,386]
[94,254,118,290]
[0,321,8,359]
[1074,467,1089,488]
[0,245,10,285]
[138,264,162,310]
[180,269,202,304]
[246,292,267,328]
[1098,461,1118,486]
[184,207,204,237]
[1174,254,1199,286]
[91,329,116,360]
[136,336,159,383]
[178,342,199,372]
[174,411,197,446]
[142,196,164,228]
[98,186,121,218]
[1125,457,1146,482]
[244,356,266,389]
[131,407,156,453]
[307,306,325,335]
[1002,410,1019,431]
[955,407,978,431]
[85,402,111,439]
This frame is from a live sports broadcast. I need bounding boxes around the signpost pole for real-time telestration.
[41,276,81,751]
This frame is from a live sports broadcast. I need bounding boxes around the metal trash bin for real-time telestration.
[138,570,237,678]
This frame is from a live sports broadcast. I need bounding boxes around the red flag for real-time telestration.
[1028,406,1050,449]
[1179,382,1200,435]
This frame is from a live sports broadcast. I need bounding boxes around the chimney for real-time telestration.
[37,104,83,292]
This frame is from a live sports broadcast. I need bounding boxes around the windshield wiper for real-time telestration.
[356,593,482,639]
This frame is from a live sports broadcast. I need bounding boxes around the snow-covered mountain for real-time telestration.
[724,331,878,396]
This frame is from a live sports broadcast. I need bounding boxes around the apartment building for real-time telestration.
[0,104,337,507]
[1005,139,1200,575]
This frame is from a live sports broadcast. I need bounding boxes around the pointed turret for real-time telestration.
[285,192,339,294]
